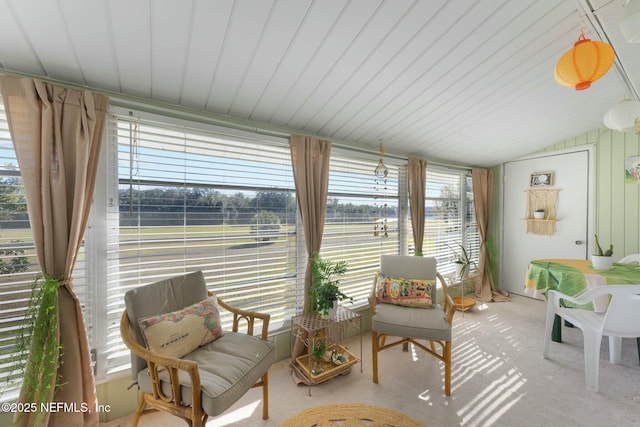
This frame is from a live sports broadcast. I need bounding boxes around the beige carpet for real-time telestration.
[101,294,640,427]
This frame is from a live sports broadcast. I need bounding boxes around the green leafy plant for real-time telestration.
[594,234,613,256]
[310,334,327,361]
[309,253,352,317]
[485,236,498,278]
[447,242,477,278]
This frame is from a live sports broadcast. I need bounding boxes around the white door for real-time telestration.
[501,148,592,296]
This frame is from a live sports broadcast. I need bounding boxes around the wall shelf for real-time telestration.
[525,189,560,236]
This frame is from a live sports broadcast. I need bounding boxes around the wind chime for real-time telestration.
[373,143,388,238]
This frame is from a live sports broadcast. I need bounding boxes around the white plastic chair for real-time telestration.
[543,285,640,392]
[619,253,640,264]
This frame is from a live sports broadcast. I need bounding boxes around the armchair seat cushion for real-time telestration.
[372,303,451,342]
[138,331,276,417]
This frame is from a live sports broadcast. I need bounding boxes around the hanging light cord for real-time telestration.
[129,111,139,217]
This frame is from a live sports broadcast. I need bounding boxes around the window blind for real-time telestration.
[319,148,406,307]
[425,166,478,276]
[102,111,298,376]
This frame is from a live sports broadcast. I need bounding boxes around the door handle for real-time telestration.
[575,240,584,245]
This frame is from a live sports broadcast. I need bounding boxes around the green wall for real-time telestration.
[489,164,502,288]
[540,127,640,258]
[489,126,640,295]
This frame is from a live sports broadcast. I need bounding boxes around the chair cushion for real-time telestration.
[138,297,223,358]
[137,331,276,417]
[372,302,451,341]
[375,273,433,308]
[379,255,437,304]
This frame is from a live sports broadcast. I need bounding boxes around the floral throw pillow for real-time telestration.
[375,273,433,308]
[138,297,223,358]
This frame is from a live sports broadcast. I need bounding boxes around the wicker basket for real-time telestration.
[452,296,476,312]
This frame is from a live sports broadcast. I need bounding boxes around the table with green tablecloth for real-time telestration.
[526,258,640,309]
[525,258,640,360]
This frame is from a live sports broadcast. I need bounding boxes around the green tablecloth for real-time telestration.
[526,258,640,307]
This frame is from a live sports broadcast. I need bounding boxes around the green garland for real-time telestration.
[10,274,61,426]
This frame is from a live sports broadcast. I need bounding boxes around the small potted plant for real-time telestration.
[533,208,545,219]
[591,234,614,270]
[310,334,327,375]
[448,243,477,278]
[309,253,352,319]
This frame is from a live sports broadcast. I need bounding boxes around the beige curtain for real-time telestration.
[472,168,509,302]
[289,135,331,311]
[288,135,331,379]
[408,158,427,256]
[0,76,108,427]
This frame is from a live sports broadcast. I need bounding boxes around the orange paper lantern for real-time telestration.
[554,30,614,90]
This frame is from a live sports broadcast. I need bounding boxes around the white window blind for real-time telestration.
[102,111,298,376]
[424,166,479,275]
[0,96,91,401]
[320,148,406,307]
[1,96,480,389]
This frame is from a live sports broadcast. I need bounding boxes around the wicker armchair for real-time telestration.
[369,255,456,396]
[120,271,276,426]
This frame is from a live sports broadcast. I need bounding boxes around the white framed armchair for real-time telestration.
[369,255,456,396]
[120,271,276,426]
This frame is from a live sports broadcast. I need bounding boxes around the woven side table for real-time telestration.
[290,307,362,395]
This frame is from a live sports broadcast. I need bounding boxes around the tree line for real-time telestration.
[118,187,397,227]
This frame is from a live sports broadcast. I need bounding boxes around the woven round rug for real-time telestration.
[279,403,426,426]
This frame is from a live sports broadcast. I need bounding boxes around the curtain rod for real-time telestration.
[0,69,470,170]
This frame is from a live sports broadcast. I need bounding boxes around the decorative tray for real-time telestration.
[295,344,358,383]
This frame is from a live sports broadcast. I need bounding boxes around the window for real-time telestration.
[320,148,407,305]
[99,110,298,377]
[0,101,33,401]
[0,99,478,390]
[424,166,479,275]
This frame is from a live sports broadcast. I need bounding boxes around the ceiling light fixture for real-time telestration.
[374,143,388,178]
[603,100,640,132]
[554,29,615,90]
[620,0,640,43]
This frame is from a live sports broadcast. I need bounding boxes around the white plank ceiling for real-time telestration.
[0,0,639,167]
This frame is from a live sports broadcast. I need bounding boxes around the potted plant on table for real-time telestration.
[310,333,327,375]
[533,208,545,219]
[591,234,614,270]
[448,243,477,278]
[309,253,352,319]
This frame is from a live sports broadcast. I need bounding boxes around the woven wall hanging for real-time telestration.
[525,189,560,236]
